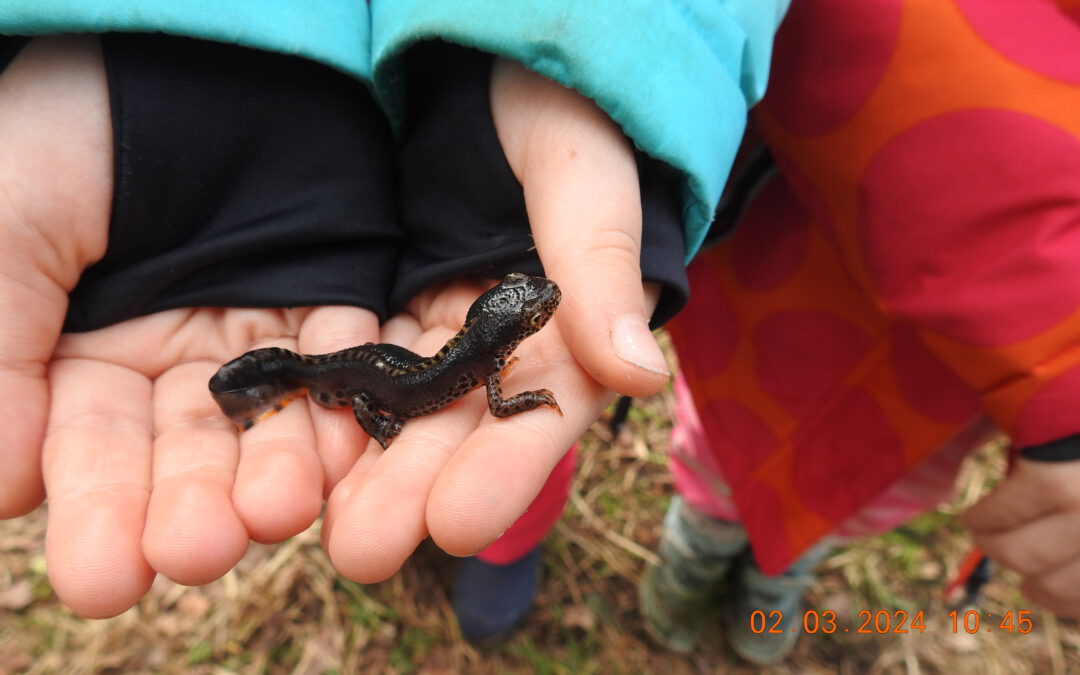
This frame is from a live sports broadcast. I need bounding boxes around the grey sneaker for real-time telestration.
[723,543,831,666]
[639,497,749,653]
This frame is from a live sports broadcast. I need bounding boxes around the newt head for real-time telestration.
[465,273,561,354]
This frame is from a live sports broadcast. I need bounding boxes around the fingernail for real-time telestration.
[612,315,670,376]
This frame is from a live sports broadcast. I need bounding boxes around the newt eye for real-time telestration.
[529,311,543,325]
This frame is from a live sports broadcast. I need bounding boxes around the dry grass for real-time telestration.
[2,364,1079,673]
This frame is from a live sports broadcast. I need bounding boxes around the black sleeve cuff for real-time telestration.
[1020,434,1080,462]
[64,34,401,331]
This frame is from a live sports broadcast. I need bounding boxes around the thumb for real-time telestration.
[491,59,670,397]
[0,35,112,517]
[0,272,54,517]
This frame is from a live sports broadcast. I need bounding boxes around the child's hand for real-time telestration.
[45,304,378,617]
[0,36,380,618]
[321,277,611,582]
[964,457,1080,616]
[490,59,670,398]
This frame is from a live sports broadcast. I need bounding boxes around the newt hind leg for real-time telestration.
[484,373,562,418]
[351,394,405,449]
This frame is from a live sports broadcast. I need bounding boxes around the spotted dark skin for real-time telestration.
[209,273,562,449]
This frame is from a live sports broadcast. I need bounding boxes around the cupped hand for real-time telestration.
[490,58,669,397]
[964,457,1080,617]
[321,277,610,583]
[46,304,378,618]
[0,35,379,618]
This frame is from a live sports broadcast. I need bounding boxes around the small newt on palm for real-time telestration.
[209,273,562,448]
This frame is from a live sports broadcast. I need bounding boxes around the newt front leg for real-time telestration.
[484,372,562,418]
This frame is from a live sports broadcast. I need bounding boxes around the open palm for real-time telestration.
[41,305,379,617]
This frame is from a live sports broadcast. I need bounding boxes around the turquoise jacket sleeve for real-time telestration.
[0,0,372,81]
[371,0,790,260]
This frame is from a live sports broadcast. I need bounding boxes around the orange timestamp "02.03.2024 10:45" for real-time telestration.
[749,609,1034,635]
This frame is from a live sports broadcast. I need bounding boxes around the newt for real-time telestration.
[209,273,562,449]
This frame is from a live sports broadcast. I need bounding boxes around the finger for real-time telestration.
[964,458,1080,534]
[491,59,669,397]
[144,362,249,585]
[0,36,112,517]
[1018,583,1073,617]
[233,375,323,543]
[321,441,381,551]
[972,510,1080,576]
[426,331,610,555]
[326,411,477,583]
[42,359,155,618]
[223,329,329,542]
[180,351,322,545]
[297,306,381,494]
[325,329,483,583]
[1021,558,1080,618]
[318,311,422,557]
[381,312,423,346]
